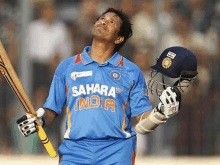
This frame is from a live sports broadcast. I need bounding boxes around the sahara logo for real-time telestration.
[72,83,122,98]
[71,83,123,112]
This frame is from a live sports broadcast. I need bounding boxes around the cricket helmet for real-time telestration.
[147,46,198,97]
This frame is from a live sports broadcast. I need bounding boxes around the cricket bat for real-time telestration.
[0,39,57,158]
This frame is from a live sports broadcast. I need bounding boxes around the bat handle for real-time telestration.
[37,123,57,158]
[27,113,57,157]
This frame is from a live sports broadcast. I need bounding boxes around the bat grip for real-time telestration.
[37,123,57,158]
[28,114,57,158]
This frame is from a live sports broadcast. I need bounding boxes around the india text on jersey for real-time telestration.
[72,83,123,112]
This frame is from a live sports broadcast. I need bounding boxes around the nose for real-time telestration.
[100,19,106,26]
[100,20,106,26]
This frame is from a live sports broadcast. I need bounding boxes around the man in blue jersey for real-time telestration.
[16,8,197,165]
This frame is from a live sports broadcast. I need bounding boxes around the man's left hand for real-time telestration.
[158,87,181,118]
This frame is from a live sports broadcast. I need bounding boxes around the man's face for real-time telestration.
[92,12,123,44]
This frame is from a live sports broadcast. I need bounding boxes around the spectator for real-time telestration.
[160,12,206,53]
[187,0,214,33]
[158,0,175,34]
[0,0,19,154]
[25,1,72,152]
[26,1,72,106]
[75,0,99,46]
[132,48,154,156]
[159,8,214,155]
[131,0,157,50]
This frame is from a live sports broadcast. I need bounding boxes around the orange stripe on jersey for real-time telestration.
[121,102,128,131]
[115,56,122,66]
[65,84,69,97]
[122,102,128,110]
[132,149,136,165]
[66,107,72,132]
[74,54,81,64]
[121,84,132,131]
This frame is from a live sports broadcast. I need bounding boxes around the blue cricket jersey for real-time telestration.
[43,46,152,140]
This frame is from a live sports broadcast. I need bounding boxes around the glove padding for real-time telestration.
[16,108,45,137]
[158,87,181,118]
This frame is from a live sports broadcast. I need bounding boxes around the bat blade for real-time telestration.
[0,40,57,158]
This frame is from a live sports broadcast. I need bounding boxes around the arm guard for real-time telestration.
[135,108,167,134]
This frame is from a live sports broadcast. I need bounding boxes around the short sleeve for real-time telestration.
[43,62,67,115]
[129,69,152,117]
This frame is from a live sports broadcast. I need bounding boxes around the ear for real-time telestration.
[114,36,124,44]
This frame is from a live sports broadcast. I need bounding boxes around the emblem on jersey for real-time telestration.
[110,70,121,80]
[162,57,172,69]
[70,71,93,81]
[167,51,176,59]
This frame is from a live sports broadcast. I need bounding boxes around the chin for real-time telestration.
[92,31,105,40]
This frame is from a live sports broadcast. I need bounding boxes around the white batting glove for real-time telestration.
[16,108,45,137]
[157,87,181,118]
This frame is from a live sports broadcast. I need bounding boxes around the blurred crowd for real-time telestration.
[0,0,219,156]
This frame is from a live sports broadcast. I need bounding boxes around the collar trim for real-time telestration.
[114,56,123,66]
[80,53,87,65]
[74,54,81,64]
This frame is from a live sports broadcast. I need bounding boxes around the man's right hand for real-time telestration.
[16,108,45,137]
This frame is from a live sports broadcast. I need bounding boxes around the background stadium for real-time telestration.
[0,0,219,164]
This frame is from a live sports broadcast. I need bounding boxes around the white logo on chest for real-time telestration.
[71,71,93,81]
[72,84,116,98]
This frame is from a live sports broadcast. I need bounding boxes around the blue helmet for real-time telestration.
[151,46,197,78]
[147,46,198,97]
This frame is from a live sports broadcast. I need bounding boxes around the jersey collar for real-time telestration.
[81,46,122,66]
[81,46,94,65]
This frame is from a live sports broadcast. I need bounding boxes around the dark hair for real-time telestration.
[100,8,133,52]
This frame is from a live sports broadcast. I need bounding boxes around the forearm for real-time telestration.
[135,87,181,134]
[43,108,58,127]
[135,108,167,134]
[136,110,152,122]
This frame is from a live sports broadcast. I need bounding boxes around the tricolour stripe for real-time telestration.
[115,56,123,66]
[64,107,72,139]
[80,53,87,65]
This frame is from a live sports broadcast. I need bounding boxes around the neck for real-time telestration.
[90,39,115,64]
